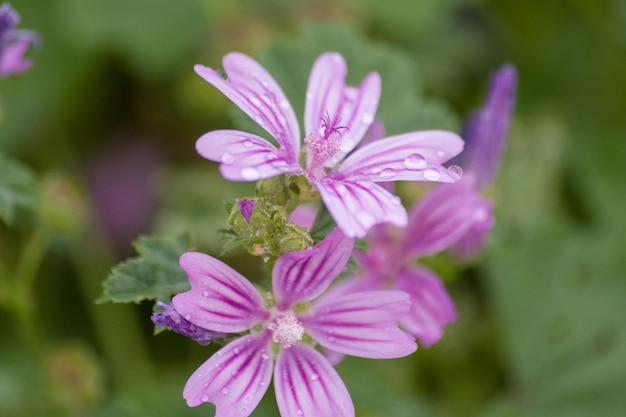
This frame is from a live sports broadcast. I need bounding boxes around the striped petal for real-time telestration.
[173,252,269,333]
[196,130,302,181]
[402,174,493,257]
[272,228,353,310]
[194,53,300,159]
[301,290,416,359]
[183,332,274,417]
[395,267,457,347]
[337,130,464,183]
[315,178,407,238]
[274,343,354,417]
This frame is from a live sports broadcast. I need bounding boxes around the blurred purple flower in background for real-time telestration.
[0,3,39,77]
[194,52,464,238]
[171,229,416,417]
[451,64,518,257]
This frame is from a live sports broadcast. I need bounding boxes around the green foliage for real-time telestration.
[99,234,193,304]
[0,154,38,224]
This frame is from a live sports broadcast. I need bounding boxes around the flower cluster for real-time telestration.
[153,52,516,417]
[0,3,39,78]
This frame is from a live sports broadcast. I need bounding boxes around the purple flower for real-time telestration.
[172,229,416,417]
[451,64,517,257]
[324,177,491,348]
[0,3,39,77]
[194,52,464,238]
[460,64,518,188]
[151,302,225,346]
[237,199,256,223]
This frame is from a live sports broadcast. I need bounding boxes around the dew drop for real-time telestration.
[296,409,303,416]
[379,168,396,180]
[200,291,209,298]
[436,150,445,157]
[217,351,224,356]
[241,167,261,181]
[423,167,441,181]
[233,348,240,355]
[404,153,427,170]
[279,99,290,109]
[231,370,239,376]
[306,92,313,100]
[260,381,266,387]
[240,407,250,415]
[221,152,234,164]
[242,139,254,148]
[355,212,375,229]
[201,394,209,402]
[249,97,261,107]
[244,396,252,403]
[361,113,374,124]
[391,196,402,205]
[184,314,191,321]
[447,165,463,179]
[220,387,229,395]
[310,373,319,381]
[334,183,347,196]
[261,353,269,361]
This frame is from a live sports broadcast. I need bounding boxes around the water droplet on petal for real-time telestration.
[217,351,223,356]
[261,353,269,361]
[334,183,347,196]
[184,314,191,320]
[379,168,396,179]
[310,373,319,381]
[436,150,445,158]
[356,211,375,229]
[240,407,250,415]
[249,97,261,107]
[241,167,261,181]
[221,152,234,164]
[404,153,427,170]
[244,396,252,403]
[279,99,290,109]
[200,291,209,297]
[296,409,303,416]
[231,370,239,376]
[447,165,464,180]
[306,92,313,100]
[220,387,229,395]
[362,113,374,124]
[391,196,402,205]
[424,167,441,181]
[233,348,240,355]
[201,394,209,402]
[242,139,253,148]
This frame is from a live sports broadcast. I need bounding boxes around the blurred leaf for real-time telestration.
[0,154,38,224]
[99,234,193,304]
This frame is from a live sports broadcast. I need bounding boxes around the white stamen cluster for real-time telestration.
[268,314,305,348]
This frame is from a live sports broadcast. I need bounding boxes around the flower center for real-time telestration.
[304,113,348,175]
[268,314,305,349]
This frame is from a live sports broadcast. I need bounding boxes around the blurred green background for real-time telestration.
[1,0,625,416]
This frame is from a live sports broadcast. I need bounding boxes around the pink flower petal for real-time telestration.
[272,228,353,310]
[450,212,494,258]
[402,174,493,257]
[173,252,269,333]
[395,267,457,347]
[274,343,355,417]
[338,130,465,183]
[315,178,407,238]
[194,53,300,159]
[0,40,32,76]
[301,290,417,359]
[304,52,347,137]
[196,130,302,181]
[183,332,274,417]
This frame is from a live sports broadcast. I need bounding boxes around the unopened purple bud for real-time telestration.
[461,64,518,188]
[151,302,225,345]
[237,199,256,223]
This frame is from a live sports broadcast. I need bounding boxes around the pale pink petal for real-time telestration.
[288,203,318,229]
[194,52,300,159]
[315,178,407,238]
[395,267,457,347]
[337,130,464,183]
[317,272,384,302]
[0,40,32,75]
[274,343,355,417]
[304,52,347,136]
[173,252,269,333]
[402,174,493,257]
[272,228,353,310]
[450,207,494,258]
[328,72,381,165]
[301,290,417,359]
[183,332,274,417]
[196,130,302,181]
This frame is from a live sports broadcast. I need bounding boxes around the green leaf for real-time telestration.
[99,234,193,304]
[0,154,38,224]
